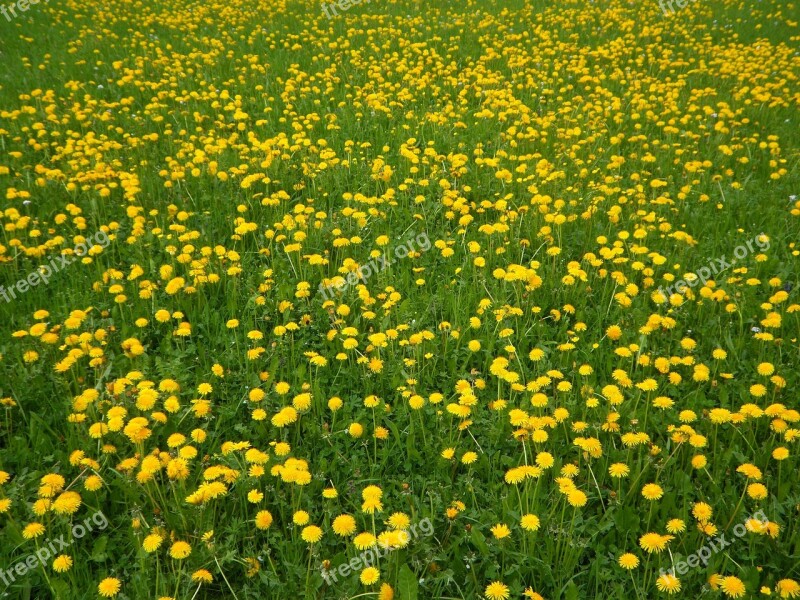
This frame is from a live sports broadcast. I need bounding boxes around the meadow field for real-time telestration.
[1,0,799,597]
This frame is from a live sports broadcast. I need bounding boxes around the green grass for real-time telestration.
[0,0,799,598]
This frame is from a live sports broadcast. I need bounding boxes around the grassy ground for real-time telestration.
[0,0,799,598]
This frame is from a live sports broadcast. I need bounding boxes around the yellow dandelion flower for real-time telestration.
[360,566,380,585]
[23,522,46,539]
[656,573,681,594]
[641,483,664,501]
[98,577,122,597]
[720,576,747,598]
[302,525,323,544]
[619,553,639,569]
[191,569,213,584]
[484,581,510,600]
[333,514,357,537]
[143,534,163,553]
[52,554,73,573]
[520,514,540,532]
[169,541,191,559]
[491,523,511,539]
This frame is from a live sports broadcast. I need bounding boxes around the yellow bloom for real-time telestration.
[143,534,163,553]
[169,541,192,559]
[639,532,672,554]
[656,573,681,594]
[301,525,323,544]
[98,577,122,597]
[52,555,73,573]
[333,514,357,536]
[461,451,478,464]
[641,483,664,501]
[720,576,747,598]
[191,569,213,584]
[520,514,540,532]
[773,447,790,460]
[490,523,511,539]
[353,532,377,550]
[51,490,82,514]
[618,553,639,569]
[776,579,800,598]
[666,519,686,534]
[360,566,380,585]
[255,510,272,529]
[567,489,588,507]
[23,522,46,539]
[484,581,510,600]
[692,502,713,523]
[609,463,630,478]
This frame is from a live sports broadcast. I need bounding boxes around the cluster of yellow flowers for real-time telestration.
[1,0,799,597]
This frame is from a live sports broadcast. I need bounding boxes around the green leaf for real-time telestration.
[396,564,418,600]
[470,528,490,557]
[564,580,580,600]
[406,429,421,462]
[90,535,108,563]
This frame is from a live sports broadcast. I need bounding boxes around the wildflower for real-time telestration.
[720,576,747,598]
[619,553,639,569]
[639,532,672,554]
[692,502,713,523]
[301,525,323,544]
[666,519,686,534]
[609,463,630,478]
[642,483,664,500]
[143,534,163,552]
[255,510,273,529]
[773,447,790,460]
[379,583,395,600]
[98,578,122,597]
[52,555,73,572]
[353,532,377,550]
[169,541,192,559]
[191,569,213,584]
[360,566,380,585]
[333,514,357,536]
[484,581,510,600]
[776,579,800,597]
[491,523,511,539]
[388,513,411,530]
[747,483,768,500]
[22,523,45,539]
[567,489,588,507]
[461,451,478,464]
[656,573,681,594]
[520,514,540,532]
